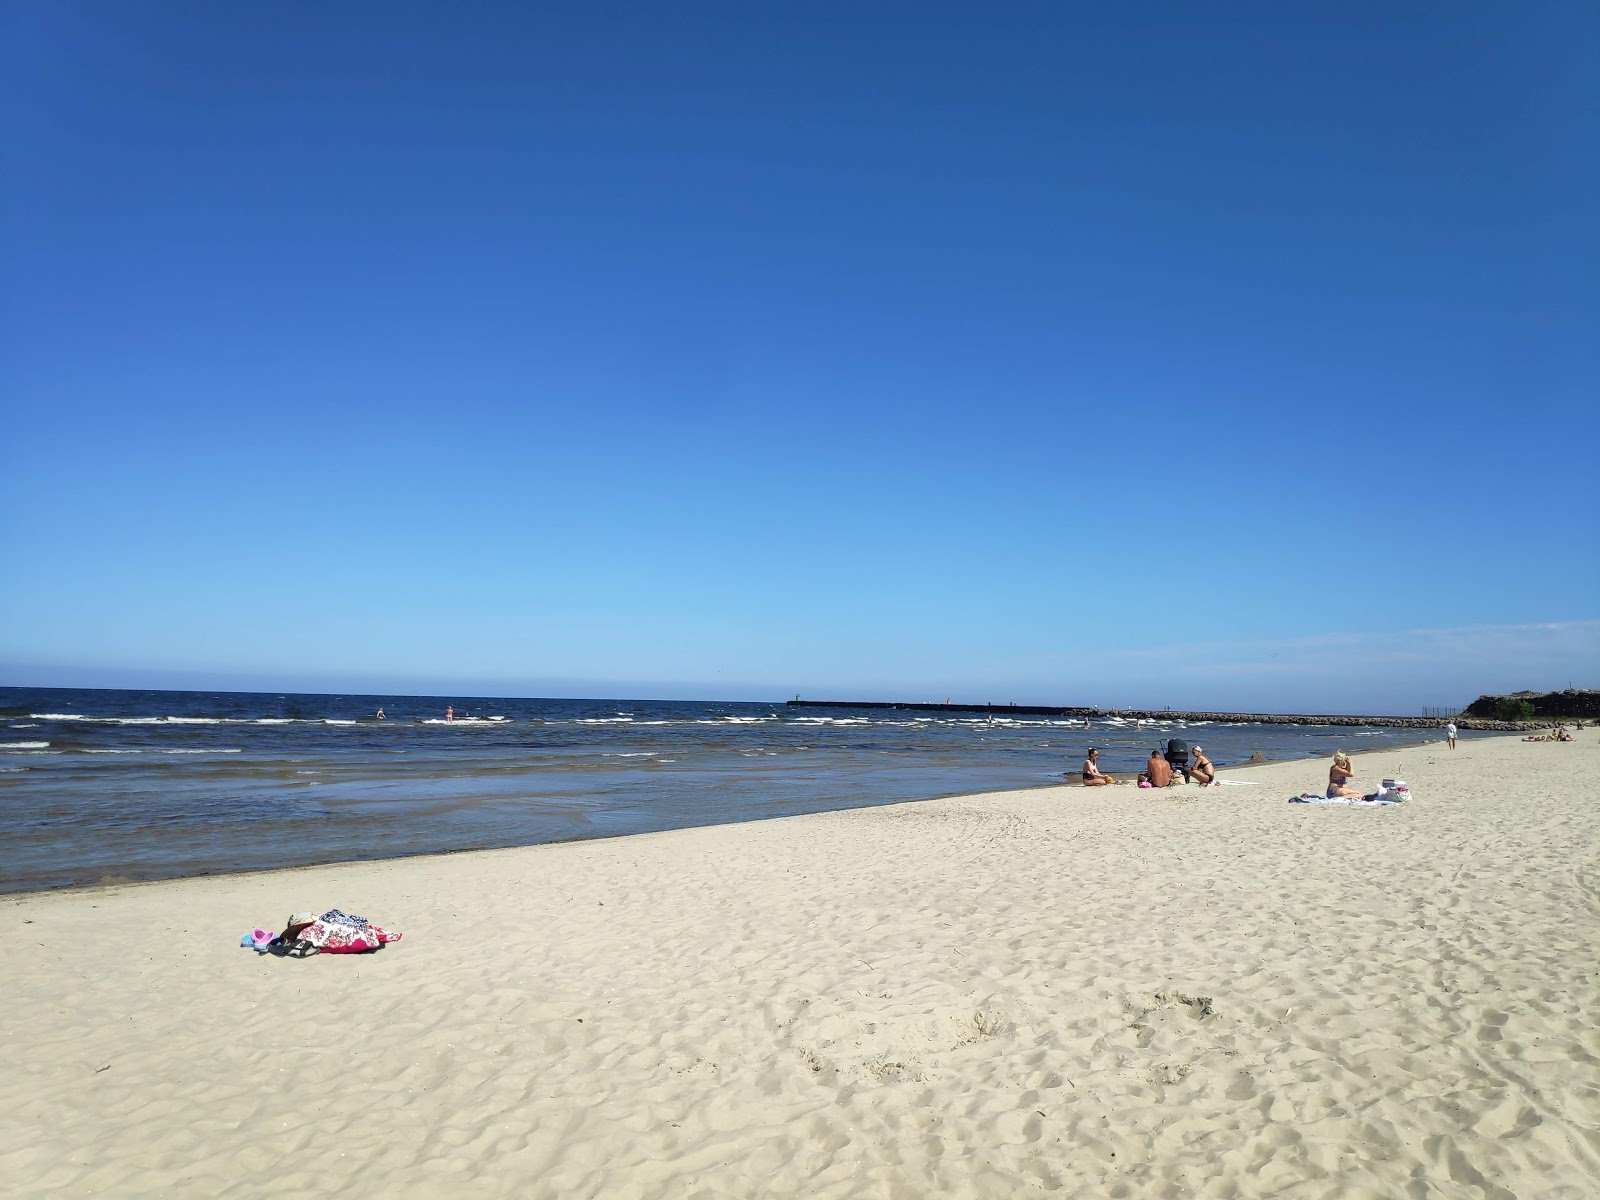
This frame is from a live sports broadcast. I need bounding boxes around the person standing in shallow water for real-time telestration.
[445,705,454,723]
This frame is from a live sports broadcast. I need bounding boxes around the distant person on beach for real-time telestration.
[376,707,385,720]
[1446,721,1457,750]
[446,705,454,723]
[1327,751,1362,799]
[1146,749,1172,788]
[1190,745,1215,786]
[1081,749,1115,786]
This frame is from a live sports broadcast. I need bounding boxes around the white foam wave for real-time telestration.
[31,713,85,720]
[83,748,244,755]
[0,741,50,750]
[324,720,358,725]
[574,718,633,724]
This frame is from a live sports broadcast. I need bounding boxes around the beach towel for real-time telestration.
[1289,794,1400,807]
[296,916,401,953]
[241,909,402,955]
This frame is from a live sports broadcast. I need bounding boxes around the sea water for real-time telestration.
[0,687,1470,892]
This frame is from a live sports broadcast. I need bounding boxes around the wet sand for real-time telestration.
[1,732,1595,1197]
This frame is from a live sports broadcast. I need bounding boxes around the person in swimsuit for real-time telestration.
[375,707,385,720]
[1327,751,1362,798]
[1080,748,1114,786]
[445,705,454,723]
[1146,749,1172,788]
[1189,745,1215,786]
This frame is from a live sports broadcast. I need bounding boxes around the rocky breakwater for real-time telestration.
[1116,710,1542,732]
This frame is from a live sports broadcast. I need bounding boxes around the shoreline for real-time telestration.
[3,731,1593,1196]
[3,730,1468,900]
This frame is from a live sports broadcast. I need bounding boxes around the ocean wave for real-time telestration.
[31,713,85,720]
[0,741,50,750]
[82,748,244,755]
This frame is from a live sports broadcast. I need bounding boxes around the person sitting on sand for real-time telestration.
[1327,751,1362,799]
[1081,748,1115,786]
[1146,749,1172,788]
[1189,745,1215,786]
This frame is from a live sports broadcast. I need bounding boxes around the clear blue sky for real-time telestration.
[3,2,1596,713]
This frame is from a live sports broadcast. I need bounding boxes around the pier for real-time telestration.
[784,700,1514,730]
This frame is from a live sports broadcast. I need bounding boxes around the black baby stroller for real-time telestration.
[1165,738,1191,781]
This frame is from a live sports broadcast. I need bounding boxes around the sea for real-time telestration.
[0,687,1470,893]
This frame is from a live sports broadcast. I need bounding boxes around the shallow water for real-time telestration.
[0,687,1468,891]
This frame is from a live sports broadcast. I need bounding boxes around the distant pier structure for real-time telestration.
[788,699,1096,717]
[785,700,1469,729]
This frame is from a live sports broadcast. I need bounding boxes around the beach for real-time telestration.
[1,732,1595,1197]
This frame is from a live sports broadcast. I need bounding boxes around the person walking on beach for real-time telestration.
[1446,721,1457,750]
[1081,749,1115,786]
[1190,745,1215,786]
[1146,749,1172,788]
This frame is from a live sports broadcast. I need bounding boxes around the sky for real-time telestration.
[2,2,1596,714]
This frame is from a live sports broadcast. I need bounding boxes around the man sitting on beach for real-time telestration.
[1146,749,1172,788]
[1189,746,1215,786]
[1081,749,1115,786]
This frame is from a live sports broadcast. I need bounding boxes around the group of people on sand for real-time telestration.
[1079,739,1214,788]
[1523,724,1575,742]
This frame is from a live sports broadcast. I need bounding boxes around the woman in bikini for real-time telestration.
[1327,751,1362,799]
[1080,748,1115,786]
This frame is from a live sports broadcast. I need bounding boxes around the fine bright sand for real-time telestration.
[1,734,1596,1198]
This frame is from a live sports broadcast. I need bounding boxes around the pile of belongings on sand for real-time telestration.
[1289,779,1412,807]
[241,909,402,956]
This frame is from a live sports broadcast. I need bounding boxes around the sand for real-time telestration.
[1,733,1596,1198]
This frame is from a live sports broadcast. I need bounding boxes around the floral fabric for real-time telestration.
[295,917,401,953]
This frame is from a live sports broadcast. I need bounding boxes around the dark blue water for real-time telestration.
[0,687,1468,892]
